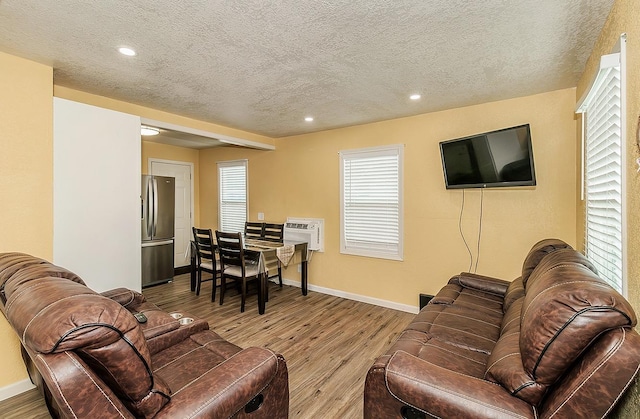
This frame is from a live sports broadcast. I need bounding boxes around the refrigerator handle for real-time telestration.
[152,177,159,237]
[146,177,153,238]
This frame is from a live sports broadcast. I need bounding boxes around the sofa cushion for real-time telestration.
[500,297,523,336]
[430,283,504,316]
[485,297,549,404]
[408,304,502,354]
[503,276,524,313]
[519,262,636,405]
[388,329,489,379]
[5,276,171,418]
[0,252,84,309]
[520,238,572,288]
[524,248,597,291]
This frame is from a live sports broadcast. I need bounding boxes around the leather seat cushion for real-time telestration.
[152,330,244,391]
[407,304,501,354]
[389,329,489,379]
[430,283,504,315]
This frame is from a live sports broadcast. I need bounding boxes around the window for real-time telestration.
[576,37,626,294]
[340,145,403,260]
[218,160,247,233]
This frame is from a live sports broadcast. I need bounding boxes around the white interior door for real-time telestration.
[150,160,193,267]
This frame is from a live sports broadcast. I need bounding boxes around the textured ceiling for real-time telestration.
[0,0,613,138]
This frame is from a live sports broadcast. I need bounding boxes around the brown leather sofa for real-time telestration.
[0,252,289,418]
[365,239,640,418]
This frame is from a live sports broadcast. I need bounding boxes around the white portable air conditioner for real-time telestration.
[283,218,324,252]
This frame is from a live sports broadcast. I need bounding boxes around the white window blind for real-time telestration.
[340,145,403,260]
[218,160,247,233]
[577,51,624,293]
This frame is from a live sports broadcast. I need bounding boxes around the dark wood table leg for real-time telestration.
[258,272,266,314]
[190,244,196,292]
[301,260,308,296]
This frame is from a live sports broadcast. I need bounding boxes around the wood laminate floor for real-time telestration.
[0,274,414,418]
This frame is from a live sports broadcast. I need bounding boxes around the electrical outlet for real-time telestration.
[257,212,264,221]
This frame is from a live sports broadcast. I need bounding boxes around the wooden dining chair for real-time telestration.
[192,227,221,302]
[215,230,262,313]
[262,223,285,287]
[244,222,264,240]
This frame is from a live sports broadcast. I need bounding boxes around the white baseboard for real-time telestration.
[279,277,420,314]
[0,378,35,402]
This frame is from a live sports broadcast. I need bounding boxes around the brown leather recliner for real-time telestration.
[0,252,289,418]
[365,239,640,418]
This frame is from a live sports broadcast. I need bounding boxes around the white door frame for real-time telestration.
[149,158,195,258]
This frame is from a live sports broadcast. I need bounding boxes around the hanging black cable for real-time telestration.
[459,189,473,272]
[474,188,484,273]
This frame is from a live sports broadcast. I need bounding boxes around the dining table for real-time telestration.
[190,237,309,314]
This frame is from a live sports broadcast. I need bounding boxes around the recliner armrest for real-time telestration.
[449,272,511,296]
[385,351,534,418]
[100,287,147,308]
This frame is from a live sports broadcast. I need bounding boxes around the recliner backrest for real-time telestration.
[1,254,171,418]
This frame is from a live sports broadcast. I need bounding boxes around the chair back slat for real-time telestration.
[262,223,284,242]
[244,222,264,240]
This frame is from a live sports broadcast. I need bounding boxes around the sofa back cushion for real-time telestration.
[0,252,84,309]
[524,248,597,291]
[486,249,636,406]
[5,273,170,418]
[519,262,635,404]
[503,277,524,313]
[485,297,548,403]
[520,239,572,288]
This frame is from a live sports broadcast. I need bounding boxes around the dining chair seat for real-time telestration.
[200,261,215,271]
[223,264,260,278]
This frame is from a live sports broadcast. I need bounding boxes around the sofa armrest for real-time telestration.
[100,287,147,308]
[155,346,288,418]
[385,351,534,418]
[449,272,511,296]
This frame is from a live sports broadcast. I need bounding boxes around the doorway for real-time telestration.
[149,159,193,268]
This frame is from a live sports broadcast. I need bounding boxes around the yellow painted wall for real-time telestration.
[142,141,201,226]
[0,52,53,388]
[575,0,640,415]
[200,88,578,306]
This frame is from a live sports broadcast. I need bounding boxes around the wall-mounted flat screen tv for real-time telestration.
[439,124,536,189]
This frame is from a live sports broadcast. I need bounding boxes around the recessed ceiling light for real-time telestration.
[304,116,314,122]
[140,126,159,136]
[118,47,136,56]
[409,94,421,100]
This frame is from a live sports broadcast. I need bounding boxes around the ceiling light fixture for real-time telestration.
[118,47,136,56]
[409,94,421,100]
[140,126,160,136]
[304,116,314,122]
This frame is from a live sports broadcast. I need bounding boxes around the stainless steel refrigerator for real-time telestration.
[141,175,175,287]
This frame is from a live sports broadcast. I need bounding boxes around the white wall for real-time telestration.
[53,98,141,292]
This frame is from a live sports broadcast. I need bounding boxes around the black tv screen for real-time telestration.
[439,124,536,189]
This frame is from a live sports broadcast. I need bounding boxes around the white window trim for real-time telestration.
[340,144,404,261]
[576,34,627,296]
[217,159,248,233]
